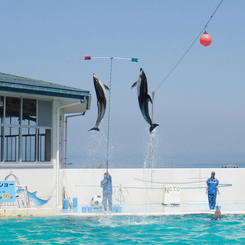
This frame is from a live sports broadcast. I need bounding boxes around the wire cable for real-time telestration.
[153,0,224,92]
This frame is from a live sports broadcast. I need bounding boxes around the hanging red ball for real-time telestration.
[200,31,212,46]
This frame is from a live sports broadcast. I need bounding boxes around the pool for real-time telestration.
[0,214,245,244]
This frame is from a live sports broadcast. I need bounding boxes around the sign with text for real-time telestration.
[0,181,15,202]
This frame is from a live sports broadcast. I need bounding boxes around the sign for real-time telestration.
[163,185,180,205]
[0,181,15,202]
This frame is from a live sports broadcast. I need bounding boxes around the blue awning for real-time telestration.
[0,72,91,100]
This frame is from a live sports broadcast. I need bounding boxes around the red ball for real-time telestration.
[200,31,212,46]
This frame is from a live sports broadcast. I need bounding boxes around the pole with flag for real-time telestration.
[84,55,138,173]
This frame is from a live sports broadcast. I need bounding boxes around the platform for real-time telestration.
[60,202,245,217]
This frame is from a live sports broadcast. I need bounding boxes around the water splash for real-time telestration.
[143,130,159,172]
[142,130,159,204]
[81,130,107,168]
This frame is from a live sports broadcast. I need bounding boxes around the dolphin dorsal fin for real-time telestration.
[103,84,110,91]
[131,81,137,89]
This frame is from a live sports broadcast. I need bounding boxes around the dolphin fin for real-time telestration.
[150,124,159,133]
[147,94,153,104]
[103,84,110,91]
[88,127,100,132]
[131,81,137,89]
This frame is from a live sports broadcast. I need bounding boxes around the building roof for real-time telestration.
[0,72,91,100]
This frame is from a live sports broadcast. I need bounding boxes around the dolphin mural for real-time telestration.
[89,74,110,131]
[16,189,51,206]
[131,68,159,133]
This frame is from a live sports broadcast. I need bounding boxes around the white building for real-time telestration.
[0,72,91,208]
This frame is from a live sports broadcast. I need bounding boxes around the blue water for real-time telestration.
[0,214,245,244]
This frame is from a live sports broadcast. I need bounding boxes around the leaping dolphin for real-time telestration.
[131,68,159,133]
[89,74,110,131]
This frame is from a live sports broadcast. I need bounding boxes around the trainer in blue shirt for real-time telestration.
[206,171,220,210]
[101,172,112,211]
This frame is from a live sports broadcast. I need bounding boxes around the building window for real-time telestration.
[6,97,21,125]
[22,99,36,126]
[5,126,19,162]
[22,127,36,162]
[0,96,52,164]
[38,128,51,161]
[0,96,3,123]
[0,126,3,161]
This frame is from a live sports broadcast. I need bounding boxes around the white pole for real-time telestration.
[106,57,113,173]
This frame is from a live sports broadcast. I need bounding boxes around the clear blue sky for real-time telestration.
[1,1,245,168]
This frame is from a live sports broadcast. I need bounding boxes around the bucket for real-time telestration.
[112,205,122,213]
[73,197,78,208]
[117,206,122,213]
[63,199,68,209]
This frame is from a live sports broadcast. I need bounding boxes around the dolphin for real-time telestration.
[89,74,110,131]
[213,205,222,220]
[131,68,159,133]
[16,189,51,206]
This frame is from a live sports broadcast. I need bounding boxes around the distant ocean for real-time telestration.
[64,153,245,169]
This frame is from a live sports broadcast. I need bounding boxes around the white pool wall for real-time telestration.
[59,168,245,207]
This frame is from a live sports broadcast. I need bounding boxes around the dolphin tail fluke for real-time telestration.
[150,124,159,133]
[88,127,100,132]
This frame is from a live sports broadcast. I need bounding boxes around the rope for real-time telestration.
[45,184,57,199]
[106,57,113,172]
[153,0,224,92]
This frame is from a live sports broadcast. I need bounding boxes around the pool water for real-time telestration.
[0,214,245,244]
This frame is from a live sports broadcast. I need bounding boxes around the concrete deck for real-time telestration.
[60,203,245,217]
[1,202,245,219]
[0,208,60,219]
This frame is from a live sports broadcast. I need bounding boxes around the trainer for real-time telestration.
[101,172,112,212]
[206,171,220,210]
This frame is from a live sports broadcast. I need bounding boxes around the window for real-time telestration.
[38,128,51,161]
[0,96,3,123]
[5,97,21,125]
[0,96,52,164]
[0,127,3,161]
[22,127,36,162]
[22,99,36,126]
[38,101,52,127]
[4,127,19,162]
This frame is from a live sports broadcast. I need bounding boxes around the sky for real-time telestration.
[1,0,245,168]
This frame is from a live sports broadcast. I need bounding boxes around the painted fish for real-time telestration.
[89,74,110,131]
[16,189,51,206]
[132,68,159,133]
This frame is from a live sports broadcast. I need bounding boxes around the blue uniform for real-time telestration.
[101,175,112,211]
[206,177,219,210]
